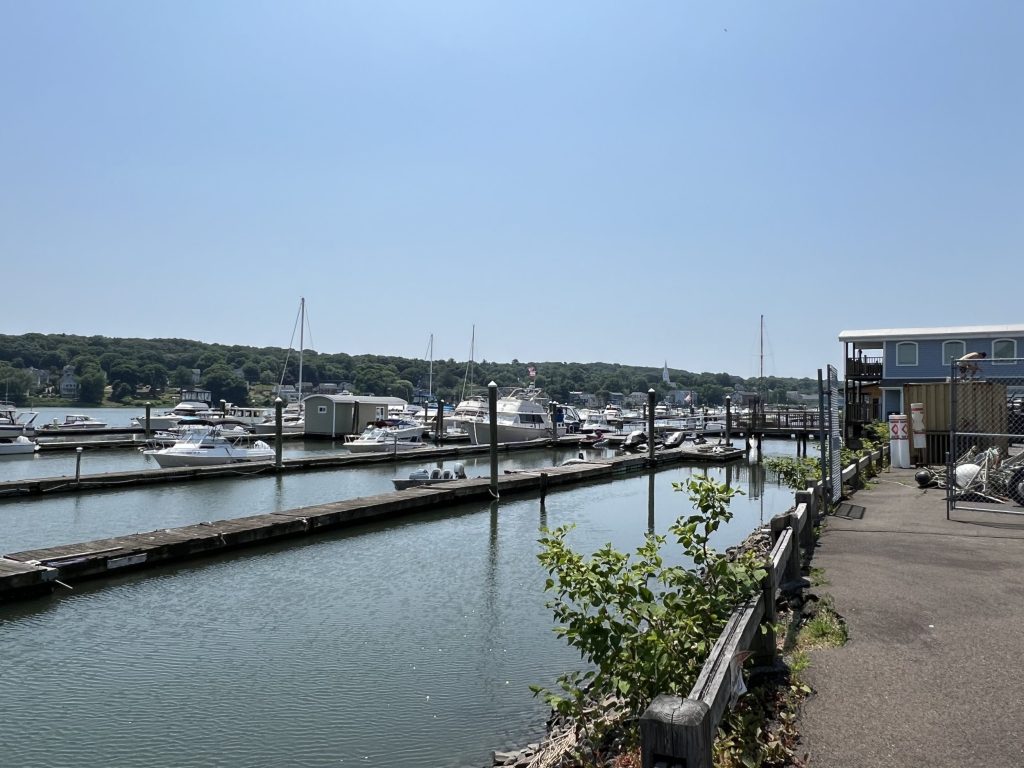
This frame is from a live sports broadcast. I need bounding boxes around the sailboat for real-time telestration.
[253,298,311,435]
[449,326,488,435]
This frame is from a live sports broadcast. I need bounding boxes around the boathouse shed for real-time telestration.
[303,394,408,438]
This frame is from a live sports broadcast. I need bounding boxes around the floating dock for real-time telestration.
[0,437,739,499]
[0,443,745,603]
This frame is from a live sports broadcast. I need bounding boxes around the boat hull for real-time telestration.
[345,441,427,454]
[465,421,552,445]
[145,451,275,468]
[0,439,38,456]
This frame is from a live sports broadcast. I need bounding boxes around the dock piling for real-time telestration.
[647,389,656,461]
[274,397,284,469]
[488,381,498,499]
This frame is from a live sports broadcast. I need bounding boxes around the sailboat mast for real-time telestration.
[298,297,305,403]
[461,325,475,402]
[428,333,433,400]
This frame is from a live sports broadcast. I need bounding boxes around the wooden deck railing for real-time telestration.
[639,448,885,768]
[845,357,883,380]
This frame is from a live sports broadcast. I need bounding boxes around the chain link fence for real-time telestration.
[946,358,1024,515]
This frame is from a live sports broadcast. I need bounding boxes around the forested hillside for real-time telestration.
[0,333,818,407]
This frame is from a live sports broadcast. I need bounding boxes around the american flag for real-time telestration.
[527,366,537,379]
[684,393,692,403]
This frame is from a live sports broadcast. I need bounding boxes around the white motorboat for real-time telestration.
[392,462,467,490]
[252,403,304,435]
[143,425,274,468]
[0,402,38,438]
[41,414,108,430]
[344,419,427,453]
[0,435,39,456]
[448,395,489,431]
[464,387,555,445]
[603,405,623,423]
[131,389,219,431]
[579,412,620,435]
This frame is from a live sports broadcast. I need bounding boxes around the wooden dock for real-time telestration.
[0,443,745,603]
[0,437,741,499]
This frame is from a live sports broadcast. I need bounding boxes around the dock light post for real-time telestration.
[144,402,151,438]
[274,397,283,469]
[725,395,732,447]
[75,447,83,486]
[489,381,499,499]
[648,389,656,462]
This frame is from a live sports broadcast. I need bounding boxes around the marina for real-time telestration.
[0,438,793,768]
[0,406,811,767]
[0,443,748,602]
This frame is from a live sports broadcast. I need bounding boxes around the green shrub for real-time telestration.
[532,476,766,751]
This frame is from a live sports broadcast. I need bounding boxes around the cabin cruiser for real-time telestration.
[131,389,222,431]
[448,395,489,431]
[463,387,555,445]
[252,403,304,435]
[603,405,623,423]
[143,425,274,468]
[579,412,619,435]
[344,419,427,453]
[0,402,38,438]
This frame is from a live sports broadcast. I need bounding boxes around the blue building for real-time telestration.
[839,324,1024,432]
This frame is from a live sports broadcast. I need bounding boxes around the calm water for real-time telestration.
[0,422,803,768]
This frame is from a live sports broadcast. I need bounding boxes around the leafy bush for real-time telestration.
[532,476,766,752]
[763,456,821,490]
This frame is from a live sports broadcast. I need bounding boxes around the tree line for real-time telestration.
[0,332,819,408]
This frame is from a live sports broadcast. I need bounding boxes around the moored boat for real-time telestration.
[41,414,108,430]
[344,419,427,453]
[0,402,38,438]
[0,435,39,456]
[142,425,274,468]
[392,462,467,490]
[464,387,555,445]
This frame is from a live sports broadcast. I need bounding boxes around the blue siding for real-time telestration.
[883,336,1024,380]
[882,389,903,418]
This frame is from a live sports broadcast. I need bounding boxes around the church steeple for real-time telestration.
[662,361,671,384]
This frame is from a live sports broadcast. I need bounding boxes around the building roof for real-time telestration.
[839,324,1024,343]
[303,393,406,405]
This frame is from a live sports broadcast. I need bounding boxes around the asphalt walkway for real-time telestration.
[797,466,1024,768]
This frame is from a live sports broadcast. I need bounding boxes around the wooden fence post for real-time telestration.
[795,490,814,551]
[640,696,712,768]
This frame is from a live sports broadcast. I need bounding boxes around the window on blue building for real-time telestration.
[942,341,965,365]
[992,338,1017,363]
[896,342,918,366]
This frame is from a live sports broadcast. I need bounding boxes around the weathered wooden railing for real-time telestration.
[639,448,885,767]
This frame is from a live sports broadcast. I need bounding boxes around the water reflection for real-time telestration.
[647,471,656,534]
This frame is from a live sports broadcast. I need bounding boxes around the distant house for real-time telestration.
[273,384,301,404]
[26,367,50,390]
[839,323,1024,431]
[569,391,598,408]
[58,365,79,398]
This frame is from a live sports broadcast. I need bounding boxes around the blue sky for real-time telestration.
[3,2,1021,380]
